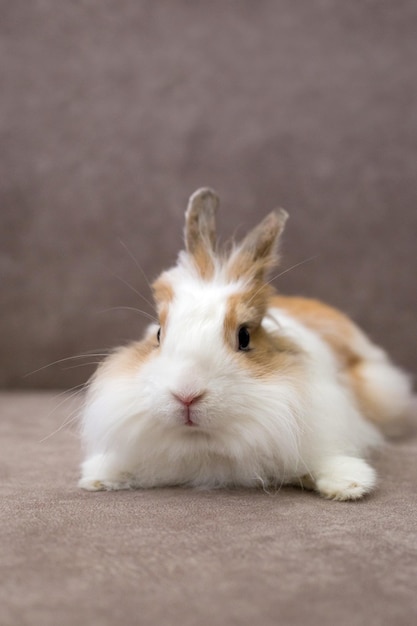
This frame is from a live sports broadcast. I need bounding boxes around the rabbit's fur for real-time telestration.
[79,189,413,500]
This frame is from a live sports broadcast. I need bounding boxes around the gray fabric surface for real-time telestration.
[1,392,416,626]
[1,1,417,388]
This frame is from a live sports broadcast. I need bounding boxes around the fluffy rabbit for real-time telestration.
[79,188,413,500]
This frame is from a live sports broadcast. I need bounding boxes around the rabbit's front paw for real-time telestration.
[79,454,134,491]
[314,456,377,501]
[78,477,133,491]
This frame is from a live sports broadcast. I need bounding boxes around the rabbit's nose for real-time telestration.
[171,390,206,427]
[171,390,205,407]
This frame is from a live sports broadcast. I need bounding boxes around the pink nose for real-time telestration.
[172,391,205,407]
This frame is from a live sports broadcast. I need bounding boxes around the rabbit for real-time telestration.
[78,188,413,500]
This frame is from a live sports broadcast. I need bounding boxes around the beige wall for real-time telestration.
[1,1,416,388]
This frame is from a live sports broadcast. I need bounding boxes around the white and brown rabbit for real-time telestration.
[79,189,413,500]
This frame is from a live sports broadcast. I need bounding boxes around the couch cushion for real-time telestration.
[1,392,416,626]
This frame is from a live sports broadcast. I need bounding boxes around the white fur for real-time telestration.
[79,252,412,501]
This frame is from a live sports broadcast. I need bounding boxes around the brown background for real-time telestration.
[1,0,416,389]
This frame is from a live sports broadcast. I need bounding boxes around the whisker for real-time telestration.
[247,255,319,307]
[49,384,86,404]
[39,412,80,444]
[24,352,111,378]
[51,384,86,407]
[266,255,320,285]
[109,270,155,312]
[39,385,86,443]
[97,306,158,324]
[118,239,153,291]
[62,361,104,371]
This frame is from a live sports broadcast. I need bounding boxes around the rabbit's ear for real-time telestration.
[184,188,219,277]
[228,209,288,283]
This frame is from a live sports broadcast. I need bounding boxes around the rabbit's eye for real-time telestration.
[237,326,250,351]
[156,327,161,344]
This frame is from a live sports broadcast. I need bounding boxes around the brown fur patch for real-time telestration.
[224,287,271,337]
[347,361,407,425]
[152,276,174,328]
[224,290,301,379]
[272,295,363,369]
[190,247,215,280]
[347,363,382,422]
[152,276,174,305]
[226,250,270,284]
[271,295,389,421]
[237,325,302,379]
[97,336,157,380]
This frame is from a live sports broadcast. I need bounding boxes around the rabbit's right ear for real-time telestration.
[184,188,219,278]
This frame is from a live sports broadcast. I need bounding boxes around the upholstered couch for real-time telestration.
[1,2,416,625]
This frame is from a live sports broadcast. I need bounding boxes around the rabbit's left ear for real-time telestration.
[228,209,289,283]
[184,188,219,277]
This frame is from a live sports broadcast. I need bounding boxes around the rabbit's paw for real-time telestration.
[79,454,134,491]
[78,477,133,491]
[314,456,376,501]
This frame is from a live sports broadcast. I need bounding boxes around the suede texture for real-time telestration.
[1,392,416,626]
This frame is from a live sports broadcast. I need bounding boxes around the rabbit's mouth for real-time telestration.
[184,407,198,427]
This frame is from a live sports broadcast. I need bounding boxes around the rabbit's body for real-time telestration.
[79,190,413,500]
